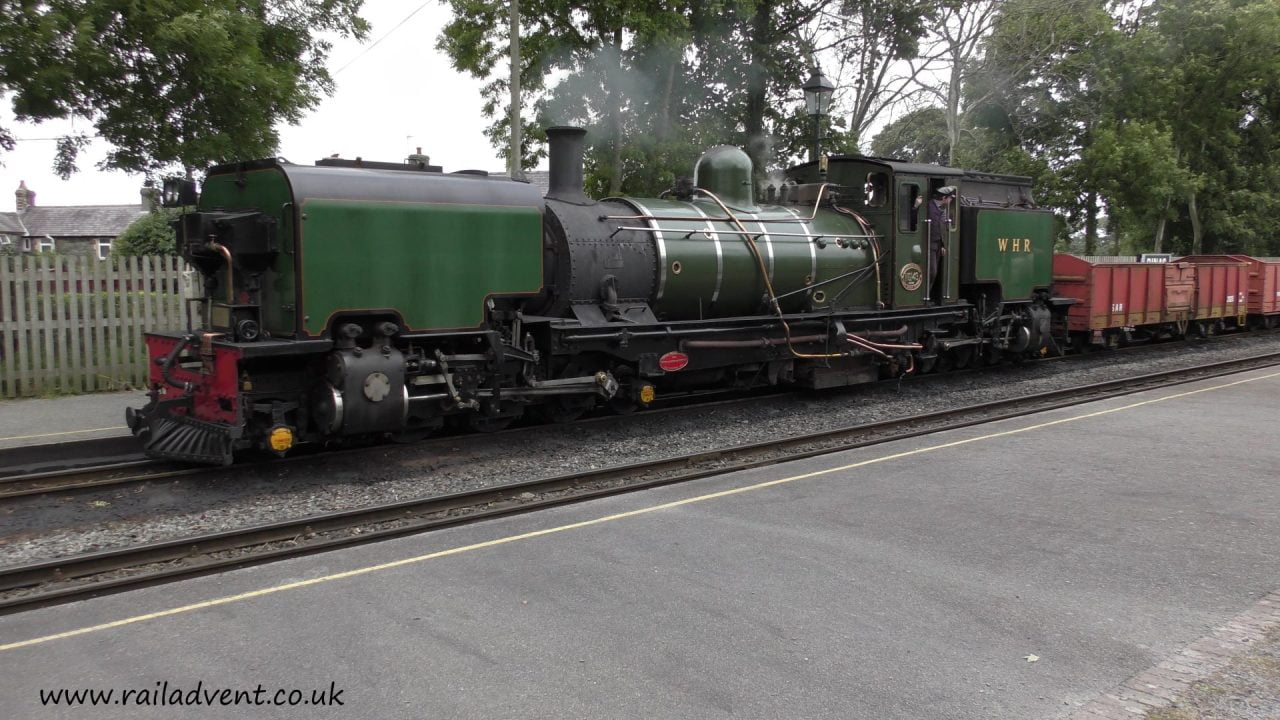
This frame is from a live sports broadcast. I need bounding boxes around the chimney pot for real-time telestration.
[15,180,34,212]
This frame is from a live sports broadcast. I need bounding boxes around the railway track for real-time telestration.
[1,331,1265,503]
[2,351,1276,615]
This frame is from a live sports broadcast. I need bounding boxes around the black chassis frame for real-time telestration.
[530,304,974,380]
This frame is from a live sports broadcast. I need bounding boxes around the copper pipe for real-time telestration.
[844,334,890,358]
[610,226,874,241]
[693,188,844,361]
[834,205,883,307]
[857,325,909,339]
[847,334,923,351]
[206,241,234,305]
[682,334,827,350]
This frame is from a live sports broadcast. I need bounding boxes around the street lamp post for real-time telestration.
[802,67,835,164]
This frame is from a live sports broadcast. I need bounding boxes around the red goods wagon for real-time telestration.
[1177,256,1250,327]
[1179,254,1280,323]
[1052,255,1194,342]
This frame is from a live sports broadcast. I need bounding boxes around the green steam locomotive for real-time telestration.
[127,127,1059,464]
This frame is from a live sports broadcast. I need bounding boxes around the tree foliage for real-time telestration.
[0,1,369,177]
[439,0,847,196]
[113,209,179,257]
[959,0,1280,255]
[869,106,948,163]
[439,0,1278,256]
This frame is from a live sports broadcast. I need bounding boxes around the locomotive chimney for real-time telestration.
[546,126,588,203]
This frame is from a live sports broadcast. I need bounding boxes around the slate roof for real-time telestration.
[7,204,147,238]
[0,213,24,234]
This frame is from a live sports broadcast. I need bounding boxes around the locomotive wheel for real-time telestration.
[951,345,974,370]
[391,428,434,443]
[467,406,523,433]
[531,360,598,423]
[467,414,517,433]
[608,396,639,415]
[916,336,940,374]
[533,397,594,424]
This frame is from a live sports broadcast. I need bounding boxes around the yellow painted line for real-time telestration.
[0,426,127,443]
[2,369,1278,653]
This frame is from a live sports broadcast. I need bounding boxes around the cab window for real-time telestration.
[898,184,920,232]
[864,172,889,208]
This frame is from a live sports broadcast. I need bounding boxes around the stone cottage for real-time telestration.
[0,181,151,259]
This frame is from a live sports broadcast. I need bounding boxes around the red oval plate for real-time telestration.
[658,351,689,372]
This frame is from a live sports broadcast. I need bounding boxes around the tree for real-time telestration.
[918,0,1000,166]
[439,0,842,196]
[1119,0,1280,255]
[439,0,697,195]
[113,209,179,257]
[869,106,948,162]
[0,1,368,177]
[808,0,934,152]
[963,0,1120,253]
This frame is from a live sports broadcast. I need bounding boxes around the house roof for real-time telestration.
[0,213,24,234]
[16,204,147,238]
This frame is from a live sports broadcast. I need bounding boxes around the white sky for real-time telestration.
[0,3,500,209]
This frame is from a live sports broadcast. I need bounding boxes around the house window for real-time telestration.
[21,237,31,252]
[0,235,11,247]
[898,183,920,232]
[97,238,112,260]
[37,237,55,254]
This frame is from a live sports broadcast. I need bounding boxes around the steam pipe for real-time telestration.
[846,333,923,352]
[559,310,963,343]
[206,241,234,305]
[855,325,910,339]
[157,334,195,392]
[843,334,890,358]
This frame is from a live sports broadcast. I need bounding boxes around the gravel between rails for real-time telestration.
[3,332,1279,566]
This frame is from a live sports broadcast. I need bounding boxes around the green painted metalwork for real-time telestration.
[631,198,876,319]
[298,199,542,335]
[971,209,1055,299]
[199,168,297,335]
[693,146,757,211]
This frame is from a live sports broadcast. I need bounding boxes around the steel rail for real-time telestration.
[0,330,1268,502]
[1,352,1276,615]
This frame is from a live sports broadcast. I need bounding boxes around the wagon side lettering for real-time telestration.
[998,237,1008,252]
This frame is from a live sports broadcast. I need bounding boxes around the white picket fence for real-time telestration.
[0,255,191,398]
